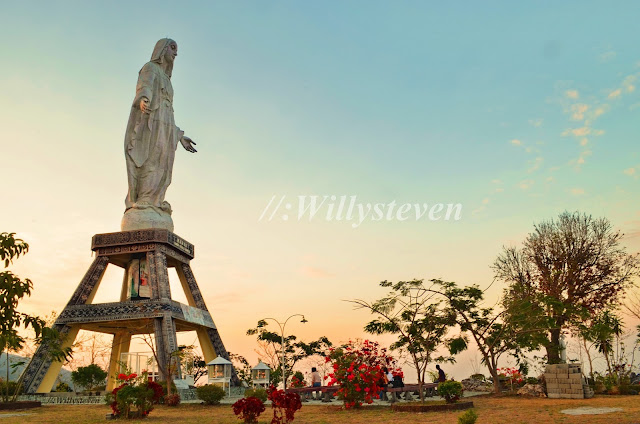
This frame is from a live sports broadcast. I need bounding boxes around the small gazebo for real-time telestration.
[251,361,271,388]
[207,357,233,396]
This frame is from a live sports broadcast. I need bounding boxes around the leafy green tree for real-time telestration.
[246,322,331,387]
[430,279,544,393]
[71,364,108,391]
[579,310,623,380]
[0,233,43,401]
[493,212,640,364]
[350,279,463,401]
[184,355,207,385]
[229,352,252,386]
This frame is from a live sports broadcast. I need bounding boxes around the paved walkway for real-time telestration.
[561,406,624,415]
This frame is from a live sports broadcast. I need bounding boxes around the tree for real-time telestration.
[71,364,108,391]
[229,352,252,386]
[579,310,623,380]
[493,212,640,364]
[246,322,332,387]
[429,279,546,393]
[350,279,463,401]
[137,335,187,397]
[0,233,72,401]
[183,354,207,385]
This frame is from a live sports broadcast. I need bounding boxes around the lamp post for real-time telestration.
[261,314,308,391]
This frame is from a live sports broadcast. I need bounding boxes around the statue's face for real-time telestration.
[164,42,178,64]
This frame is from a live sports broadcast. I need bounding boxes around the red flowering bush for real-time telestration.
[267,385,302,424]
[290,372,306,388]
[497,367,524,391]
[325,339,396,409]
[146,380,164,403]
[232,396,266,423]
[105,372,163,419]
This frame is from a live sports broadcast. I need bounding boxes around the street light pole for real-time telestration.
[262,314,308,391]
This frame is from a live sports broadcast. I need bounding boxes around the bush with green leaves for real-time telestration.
[458,409,478,424]
[438,380,463,403]
[244,387,268,402]
[196,384,226,405]
[71,364,108,391]
[55,382,72,392]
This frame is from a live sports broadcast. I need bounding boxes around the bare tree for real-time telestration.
[493,212,640,364]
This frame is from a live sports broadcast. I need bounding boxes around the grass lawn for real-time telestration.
[3,395,640,424]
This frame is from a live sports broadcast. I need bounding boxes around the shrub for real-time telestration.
[470,374,485,381]
[232,396,266,423]
[147,380,164,404]
[267,386,302,424]
[458,409,478,424]
[55,382,72,392]
[244,387,268,402]
[196,384,226,405]
[290,371,306,388]
[326,339,396,409]
[71,364,108,391]
[526,377,539,385]
[497,367,524,391]
[165,393,181,406]
[159,380,177,396]
[438,380,464,403]
[105,372,161,419]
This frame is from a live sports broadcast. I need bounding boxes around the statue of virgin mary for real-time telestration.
[122,38,197,232]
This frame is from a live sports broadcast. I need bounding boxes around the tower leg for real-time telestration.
[153,314,180,381]
[22,256,108,393]
[106,331,132,391]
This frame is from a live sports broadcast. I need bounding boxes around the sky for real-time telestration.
[2,1,640,381]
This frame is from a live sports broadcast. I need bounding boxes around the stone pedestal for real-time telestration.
[544,363,594,399]
[121,208,174,232]
[21,229,235,394]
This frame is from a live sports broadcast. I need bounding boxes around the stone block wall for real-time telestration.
[544,363,594,399]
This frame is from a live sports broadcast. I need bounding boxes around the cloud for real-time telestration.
[580,138,588,146]
[300,266,334,278]
[510,139,522,146]
[608,89,622,99]
[624,167,637,176]
[565,90,579,99]
[562,127,591,137]
[528,157,544,173]
[529,119,543,127]
[592,105,608,118]
[482,198,489,205]
[623,75,636,92]
[546,176,555,183]
[491,179,502,184]
[570,104,589,120]
[571,188,585,196]
[518,179,534,190]
[599,51,617,62]
[570,150,593,168]
[494,187,504,193]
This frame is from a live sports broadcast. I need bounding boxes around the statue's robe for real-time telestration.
[124,61,182,214]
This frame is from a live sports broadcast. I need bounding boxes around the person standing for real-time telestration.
[436,364,446,382]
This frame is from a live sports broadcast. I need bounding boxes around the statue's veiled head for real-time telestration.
[150,38,177,77]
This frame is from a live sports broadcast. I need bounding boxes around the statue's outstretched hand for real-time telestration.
[180,136,197,153]
[140,97,151,114]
